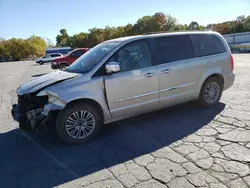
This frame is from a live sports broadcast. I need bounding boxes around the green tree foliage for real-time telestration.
[5,38,27,61]
[165,14,177,31]
[0,36,47,61]
[0,40,11,61]
[212,15,250,35]
[213,24,230,34]
[56,12,207,48]
[56,29,70,47]
[189,21,200,30]
[26,35,47,57]
[1,13,250,62]
[243,16,250,32]
[55,13,250,49]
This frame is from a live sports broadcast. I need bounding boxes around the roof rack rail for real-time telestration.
[143,30,206,35]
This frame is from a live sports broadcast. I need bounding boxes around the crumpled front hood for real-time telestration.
[17,70,79,95]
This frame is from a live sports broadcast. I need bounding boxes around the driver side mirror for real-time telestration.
[105,62,120,74]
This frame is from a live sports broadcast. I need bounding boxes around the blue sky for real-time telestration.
[0,0,249,44]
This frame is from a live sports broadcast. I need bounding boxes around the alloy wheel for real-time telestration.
[65,110,96,139]
[204,82,220,104]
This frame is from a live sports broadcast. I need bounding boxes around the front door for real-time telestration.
[104,40,159,120]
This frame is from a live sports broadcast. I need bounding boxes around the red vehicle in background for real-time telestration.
[51,48,89,70]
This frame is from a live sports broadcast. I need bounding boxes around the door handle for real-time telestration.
[144,72,156,78]
[161,69,171,74]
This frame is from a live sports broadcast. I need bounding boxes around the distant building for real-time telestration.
[223,32,250,48]
[46,47,72,55]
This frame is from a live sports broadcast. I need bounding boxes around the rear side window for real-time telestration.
[191,34,227,57]
[71,50,84,57]
[155,35,194,64]
[51,54,59,57]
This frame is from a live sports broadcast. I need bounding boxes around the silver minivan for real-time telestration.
[12,31,235,144]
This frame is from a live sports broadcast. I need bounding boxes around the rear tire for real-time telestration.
[199,77,223,107]
[56,102,102,144]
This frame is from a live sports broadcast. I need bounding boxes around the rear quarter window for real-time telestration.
[71,50,84,57]
[190,34,227,57]
[51,54,58,57]
[155,35,194,64]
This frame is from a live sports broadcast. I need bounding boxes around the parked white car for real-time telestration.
[36,53,63,65]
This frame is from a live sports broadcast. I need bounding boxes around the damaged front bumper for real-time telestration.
[11,93,66,131]
[11,104,22,122]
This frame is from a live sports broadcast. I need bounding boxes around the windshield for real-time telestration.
[66,41,121,74]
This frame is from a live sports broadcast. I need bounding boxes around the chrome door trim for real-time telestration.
[115,90,158,103]
[115,82,196,103]
[160,82,196,93]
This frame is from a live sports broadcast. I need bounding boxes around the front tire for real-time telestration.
[59,63,69,70]
[199,77,223,107]
[56,102,102,144]
[39,61,44,65]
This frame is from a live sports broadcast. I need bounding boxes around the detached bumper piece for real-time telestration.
[11,104,22,122]
[12,104,31,131]
[26,108,44,120]
[26,108,45,130]
[12,105,48,131]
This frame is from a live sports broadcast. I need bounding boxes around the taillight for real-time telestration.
[230,54,234,71]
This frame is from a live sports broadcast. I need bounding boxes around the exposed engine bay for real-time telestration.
[12,94,49,130]
[11,70,79,131]
[12,89,69,131]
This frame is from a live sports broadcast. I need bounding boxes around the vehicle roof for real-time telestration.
[46,47,71,50]
[49,53,62,55]
[77,48,89,50]
[106,31,220,42]
[70,48,89,51]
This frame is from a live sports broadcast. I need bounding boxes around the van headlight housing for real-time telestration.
[37,91,66,105]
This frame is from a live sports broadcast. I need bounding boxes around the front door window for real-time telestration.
[110,40,152,72]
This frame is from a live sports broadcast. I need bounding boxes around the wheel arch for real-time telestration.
[66,98,104,122]
[202,73,224,87]
[59,61,70,66]
[198,69,225,92]
[198,73,224,107]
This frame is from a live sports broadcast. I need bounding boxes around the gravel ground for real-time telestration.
[0,55,250,188]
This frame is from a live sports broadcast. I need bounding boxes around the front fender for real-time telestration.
[62,91,112,124]
[58,80,112,124]
[39,76,113,124]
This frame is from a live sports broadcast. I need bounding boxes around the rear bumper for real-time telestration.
[223,72,235,91]
[51,63,59,69]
